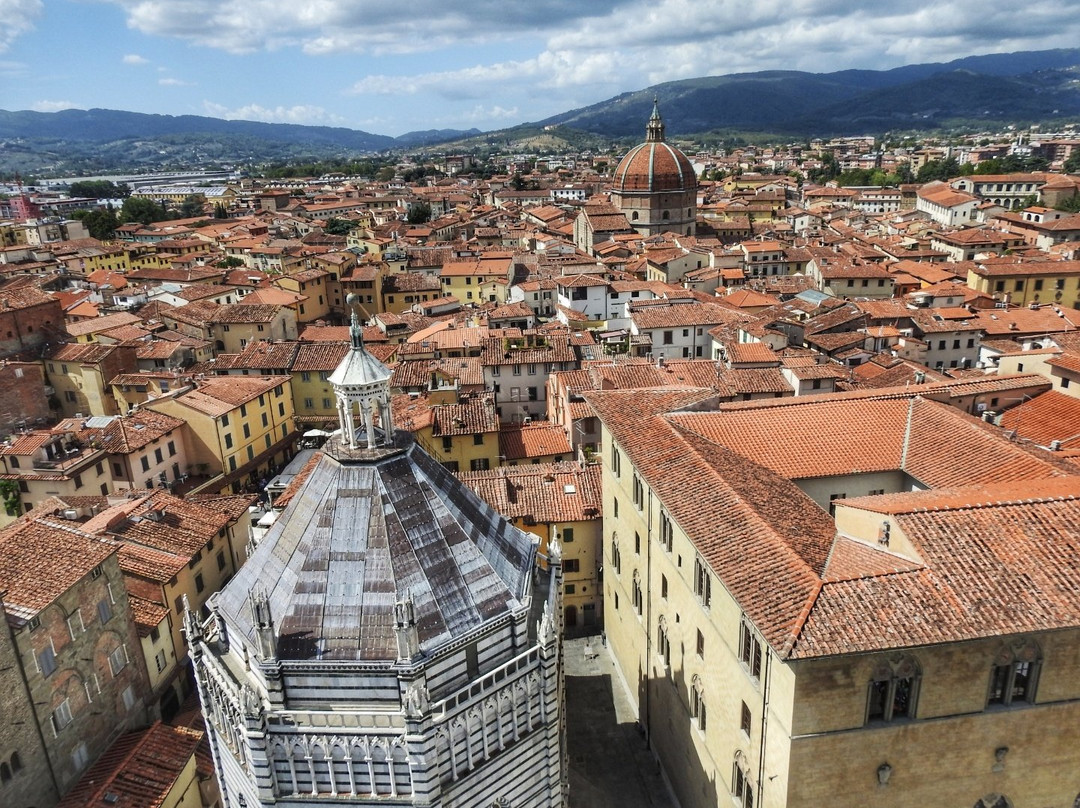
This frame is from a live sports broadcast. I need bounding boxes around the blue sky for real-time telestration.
[3,0,1080,137]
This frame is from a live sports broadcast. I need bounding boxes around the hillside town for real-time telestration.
[1,106,1080,808]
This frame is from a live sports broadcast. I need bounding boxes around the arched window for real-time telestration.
[631,211,639,221]
[690,674,706,732]
[662,210,670,220]
[988,639,1040,707]
[10,752,21,773]
[631,570,643,616]
[657,615,670,668]
[732,751,753,808]
[610,533,621,574]
[866,655,920,723]
[974,795,1011,808]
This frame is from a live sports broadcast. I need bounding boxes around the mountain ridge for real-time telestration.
[3,48,1080,174]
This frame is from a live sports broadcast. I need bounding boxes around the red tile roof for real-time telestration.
[57,722,203,808]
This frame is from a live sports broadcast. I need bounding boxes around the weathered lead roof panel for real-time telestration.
[216,443,534,661]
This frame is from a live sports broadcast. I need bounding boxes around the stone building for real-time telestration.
[0,514,150,806]
[611,102,698,238]
[591,386,1080,808]
[190,309,566,807]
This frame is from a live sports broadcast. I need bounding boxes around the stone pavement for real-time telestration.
[564,632,679,808]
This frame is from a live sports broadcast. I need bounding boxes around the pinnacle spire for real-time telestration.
[347,293,364,350]
[646,97,665,143]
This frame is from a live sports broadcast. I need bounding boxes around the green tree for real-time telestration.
[75,208,119,240]
[375,166,396,183]
[119,196,169,225]
[407,201,432,224]
[179,195,206,218]
[323,218,355,236]
[1063,150,1080,174]
[213,202,229,219]
[916,157,962,183]
[216,256,245,269]
[69,180,128,199]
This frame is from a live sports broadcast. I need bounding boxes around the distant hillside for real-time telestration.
[395,128,483,147]
[0,108,397,150]
[528,48,1080,137]
[4,48,1080,175]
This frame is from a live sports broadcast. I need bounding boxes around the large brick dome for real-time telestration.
[613,140,696,193]
[610,101,697,237]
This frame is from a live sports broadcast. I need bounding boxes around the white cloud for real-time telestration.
[201,101,346,126]
[0,0,43,52]
[158,77,194,86]
[123,53,149,65]
[96,0,1080,133]
[31,100,76,112]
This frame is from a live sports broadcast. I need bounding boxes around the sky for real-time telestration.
[3,0,1080,137]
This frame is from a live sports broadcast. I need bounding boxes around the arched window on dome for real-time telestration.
[662,210,670,220]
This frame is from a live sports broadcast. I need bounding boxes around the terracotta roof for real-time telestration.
[57,722,203,808]
[499,422,573,461]
[793,477,1080,657]
[999,390,1080,450]
[668,395,1065,485]
[0,517,117,622]
[458,461,602,523]
[430,393,499,435]
[587,387,832,657]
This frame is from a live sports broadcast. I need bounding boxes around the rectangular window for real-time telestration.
[243,423,251,439]
[828,492,846,516]
[612,446,621,477]
[740,621,762,679]
[693,557,711,607]
[473,433,484,445]
[741,701,752,736]
[696,629,705,658]
[67,610,84,639]
[563,558,580,573]
[155,649,167,673]
[167,441,176,457]
[469,458,490,471]
[108,645,128,676]
[53,699,73,733]
[562,527,574,543]
[154,447,163,464]
[141,456,151,472]
[224,433,233,449]
[97,598,113,624]
[38,645,57,677]
[661,574,668,599]
[659,510,673,551]
[632,474,644,509]
[195,573,205,593]
[122,685,136,711]
[217,551,226,571]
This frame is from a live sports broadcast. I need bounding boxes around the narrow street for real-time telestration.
[564,633,679,808]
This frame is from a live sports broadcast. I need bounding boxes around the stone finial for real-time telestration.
[241,684,263,719]
[548,532,562,565]
[181,593,203,644]
[404,681,430,718]
[538,601,555,647]
[394,596,420,661]
[249,587,277,660]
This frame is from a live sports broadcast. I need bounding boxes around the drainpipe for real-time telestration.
[757,648,772,805]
